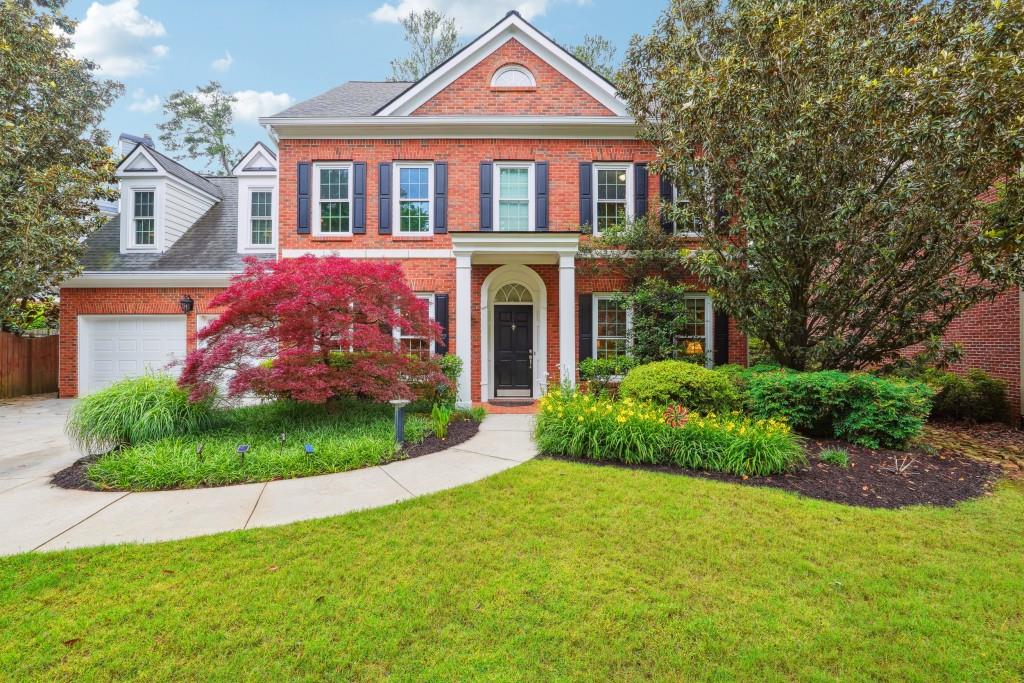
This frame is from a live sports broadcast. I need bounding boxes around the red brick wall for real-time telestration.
[412,38,614,117]
[58,287,226,398]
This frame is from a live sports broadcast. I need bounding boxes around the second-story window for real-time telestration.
[132,190,156,246]
[314,163,352,234]
[593,164,633,235]
[250,190,273,246]
[395,163,433,235]
[494,163,533,231]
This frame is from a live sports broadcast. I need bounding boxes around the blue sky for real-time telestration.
[63,0,666,170]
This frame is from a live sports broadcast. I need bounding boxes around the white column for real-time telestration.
[455,254,473,407]
[558,254,576,388]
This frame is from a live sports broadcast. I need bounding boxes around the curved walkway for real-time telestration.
[0,396,536,556]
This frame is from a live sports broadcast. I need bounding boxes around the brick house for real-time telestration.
[58,11,1021,417]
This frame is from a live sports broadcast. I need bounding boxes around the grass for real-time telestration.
[820,446,850,467]
[2,460,1023,681]
[86,400,430,491]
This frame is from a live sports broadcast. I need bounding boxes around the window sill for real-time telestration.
[490,86,537,92]
[393,234,436,240]
[311,234,355,242]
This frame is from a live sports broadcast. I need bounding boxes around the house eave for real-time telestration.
[259,116,638,140]
[61,271,238,288]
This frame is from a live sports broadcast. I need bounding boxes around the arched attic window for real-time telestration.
[491,64,536,89]
[494,283,533,303]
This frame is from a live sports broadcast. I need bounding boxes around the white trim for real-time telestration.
[262,116,638,140]
[450,232,579,260]
[592,293,633,359]
[672,294,714,368]
[493,162,535,231]
[558,254,576,387]
[394,293,436,355]
[480,264,548,401]
[239,185,277,253]
[592,163,634,236]
[393,162,434,236]
[62,271,236,288]
[455,254,473,407]
[127,186,159,251]
[116,145,221,204]
[231,141,278,175]
[282,248,452,259]
[312,162,354,236]
[671,185,701,238]
[491,63,536,88]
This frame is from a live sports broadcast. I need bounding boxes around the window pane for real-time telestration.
[596,338,626,359]
[597,168,627,200]
[597,298,628,338]
[683,299,706,338]
[498,200,529,231]
[134,191,154,217]
[320,201,350,233]
[251,191,272,218]
[399,200,430,233]
[399,167,429,200]
[319,168,348,200]
[596,201,627,231]
[251,219,272,245]
[499,167,529,199]
[134,218,154,245]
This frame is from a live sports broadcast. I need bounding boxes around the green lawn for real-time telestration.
[3,460,1022,681]
[86,401,430,490]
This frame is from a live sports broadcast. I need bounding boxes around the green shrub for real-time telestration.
[819,447,850,467]
[430,403,453,439]
[67,374,215,453]
[579,356,638,395]
[534,390,804,476]
[745,371,932,449]
[619,360,740,413]
[923,368,1009,423]
[436,354,463,407]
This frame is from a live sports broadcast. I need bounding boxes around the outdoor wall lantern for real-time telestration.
[390,399,411,445]
[179,294,195,314]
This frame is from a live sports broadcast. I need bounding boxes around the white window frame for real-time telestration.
[673,294,714,368]
[394,293,436,356]
[244,186,276,250]
[128,186,159,250]
[671,185,702,238]
[491,64,536,88]
[493,162,535,232]
[592,293,633,360]
[393,162,434,236]
[592,163,634,236]
[313,162,353,236]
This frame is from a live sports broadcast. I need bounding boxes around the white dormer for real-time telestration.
[116,144,221,255]
[233,142,279,254]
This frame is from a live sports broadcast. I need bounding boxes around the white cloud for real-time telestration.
[128,88,161,113]
[67,0,169,77]
[370,0,587,33]
[211,50,234,72]
[230,90,294,122]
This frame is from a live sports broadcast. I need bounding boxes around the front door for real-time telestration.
[494,305,533,397]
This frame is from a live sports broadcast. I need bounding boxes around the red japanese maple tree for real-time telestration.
[179,256,446,403]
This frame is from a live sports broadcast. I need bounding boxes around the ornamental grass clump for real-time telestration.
[535,389,803,476]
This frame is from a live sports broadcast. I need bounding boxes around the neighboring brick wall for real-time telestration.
[412,38,614,117]
[58,287,226,398]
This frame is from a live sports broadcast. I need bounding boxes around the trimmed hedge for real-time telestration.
[619,360,740,413]
[745,370,933,449]
[921,368,1009,423]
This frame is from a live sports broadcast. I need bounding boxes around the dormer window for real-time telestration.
[233,142,279,252]
[491,64,536,89]
[249,190,274,246]
[132,190,156,246]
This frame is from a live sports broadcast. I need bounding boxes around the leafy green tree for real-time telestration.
[620,0,1024,370]
[389,10,461,82]
[0,0,122,330]
[570,34,618,81]
[157,81,239,175]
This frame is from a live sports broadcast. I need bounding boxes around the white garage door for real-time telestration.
[78,315,187,395]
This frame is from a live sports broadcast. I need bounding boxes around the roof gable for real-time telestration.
[232,141,278,175]
[376,11,627,117]
[116,144,223,200]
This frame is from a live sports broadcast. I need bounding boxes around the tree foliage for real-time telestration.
[179,256,446,404]
[389,9,461,82]
[157,81,239,175]
[0,0,122,328]
[620,0,1024,370]
[570,33,619,81]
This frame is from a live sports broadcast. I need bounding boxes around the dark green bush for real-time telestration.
[745,370,932,449]
[579,356,638,395]
[619,360,740,413]
[924,368,1009,423]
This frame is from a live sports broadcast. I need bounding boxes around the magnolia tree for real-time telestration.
[179,256,445,403]
[620,0,1024,370]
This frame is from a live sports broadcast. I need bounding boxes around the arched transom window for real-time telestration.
[494,283,533,303]
[491,64,536,88]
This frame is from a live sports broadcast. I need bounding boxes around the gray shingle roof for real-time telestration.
[80,177,272,272]
[120,144,224,199]
[268,81,412,118]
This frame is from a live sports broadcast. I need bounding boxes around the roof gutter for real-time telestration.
[61,271,239,288]
[259,115,639,140]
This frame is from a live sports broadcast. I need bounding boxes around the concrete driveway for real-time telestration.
[0,395,535,556]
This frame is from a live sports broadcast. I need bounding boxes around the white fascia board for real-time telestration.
[61,271,238,288]
[450,232,580,258]
[261,116,638,140]
[232,141,279,175]
[281,248,453,259]
[116,145,163,177]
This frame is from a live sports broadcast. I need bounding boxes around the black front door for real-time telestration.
[494,305,533,396]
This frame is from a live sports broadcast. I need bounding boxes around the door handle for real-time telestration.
[529,350,533,370]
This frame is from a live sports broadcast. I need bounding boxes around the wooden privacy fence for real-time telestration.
[0,332,59,399]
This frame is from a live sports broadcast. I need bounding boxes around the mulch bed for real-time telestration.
[52,419,481,492]
[922,421,1024,474]
[545,438,1001,509]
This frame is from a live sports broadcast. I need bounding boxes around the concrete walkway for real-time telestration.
[0,395,536,556]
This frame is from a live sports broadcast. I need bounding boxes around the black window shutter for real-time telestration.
[634,163,648,218]
[296,162,311,234]
[352,162,366,234]
[579,294,593,362]
[659,174,674,234]
[378,162,392,234]
[579,162,593,228]
[479,161,493,231]
[434,293,449,355]
[434,162,447,234]
[535,161,549,231]
[714,309,730,367]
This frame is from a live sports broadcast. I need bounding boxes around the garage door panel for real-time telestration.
[79,315,187,395]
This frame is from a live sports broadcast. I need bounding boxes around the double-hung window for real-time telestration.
[593,295,631,359]
[672,165,704,236]
[314,163,352,234]
[494,162,534,231]
[593,163,633,235]
[674,296,713,367]
[395,294,435,359]
[132,190,156,247]
[394,163,433,235]
[249,189,273,246]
